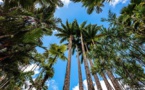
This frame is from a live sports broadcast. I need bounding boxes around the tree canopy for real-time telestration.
[0,0,145,90]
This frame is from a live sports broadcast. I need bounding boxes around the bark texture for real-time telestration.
[63,35,73,90]
[76,45,84,90]
[101,72,113,90]
[80,33,94,90]
[106,70,122,90]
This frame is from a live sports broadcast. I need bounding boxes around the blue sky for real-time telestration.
[41,0,130,90]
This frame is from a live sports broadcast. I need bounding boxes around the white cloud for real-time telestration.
[109,0,127,7]
[0,0,3,5]
[22,79,58,90]
[61,0,71,6]
[72,80,90,90]
[20,64,39,75]
[53,30,58,34]
[73,79,141,90]
[22,81,36,90]
[72,85,79,90]
[73,79,114,90]
[46,80,59,90]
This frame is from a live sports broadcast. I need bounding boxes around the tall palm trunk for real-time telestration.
[85,44,102,90]
[80,33,94,90]
[106,70,122,90]
[63,35,73,90]
[76,45,84,90]
[101,72,113,90]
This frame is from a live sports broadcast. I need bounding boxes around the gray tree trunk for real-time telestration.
[63,35,73,90]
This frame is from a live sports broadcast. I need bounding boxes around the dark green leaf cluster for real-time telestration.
[71,0,112,14]
[0,0,63,89]
[91,1,145,88]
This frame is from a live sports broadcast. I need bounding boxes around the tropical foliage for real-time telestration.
[0,0,145,90]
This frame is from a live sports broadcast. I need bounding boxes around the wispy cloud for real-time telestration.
[109,0,128,7]
[46,80,59,90]
[61,0,71,6]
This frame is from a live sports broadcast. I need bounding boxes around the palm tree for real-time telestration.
[0,0,62,89]
[73,35,84,90]
[85,44,102,90]
[55,20,76,90]
[91,52,122,90]
[74,21,95,90]
[3,0,63,11]
[88,30,123,90]
[40,44,67,88]
[71,0,112,14]
[76,45,84,90]
[80,30,95,90]
[64,26,84,90]
[102,8,145,88]
[84,24,106,90]
[106,70,122,90]
[27,44,67,90]
[115,57,145,88]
